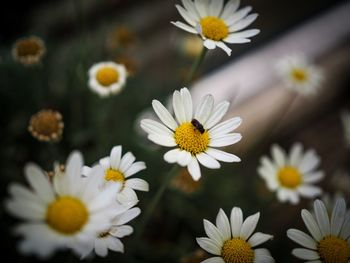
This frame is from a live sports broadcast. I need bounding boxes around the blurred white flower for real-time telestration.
[83,145,148,206]
[287,198,350,262]
[258,143,324,204]
[196,207,274,263]
[172,0,260,56]
[341,110,350,147]
[276,54,323,95]
[88,61,127,97]
[5,151,120,259]
[140,87,242,181]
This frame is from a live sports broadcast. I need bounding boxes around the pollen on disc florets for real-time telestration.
[221,238,254,263]
[317,235,350,263]
[174,122,209,155]
[291,68,309,83]
[96,66,120,87]
[105,168,125,183]
[278,166,302,189]
[200,16,229,41]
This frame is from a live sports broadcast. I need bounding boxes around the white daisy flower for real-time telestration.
[5,151,120,259]
[140,87,242,181]
[277,54,323,95]
[258,143,325,205]
[88,61,127,97]
[83,145,148,205]
[82,206,141,258]
[197,207,275,263]
[287,198,350,263]
[171,0,260,56]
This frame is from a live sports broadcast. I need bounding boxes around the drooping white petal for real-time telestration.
[204,101,230,129]
[164,149,182,163]
[240,212,260,240]
[216,41,232,56]
[230,207,243,237]
[248,232,273,247]
[195,94,214,124]
[206,148,241,163]
[125,178,149,192]
[203,39,217,49]
[188,157,201,181]
[216,209,231,240]
[292,248,320,260]
[171,21,198,34]
[196,152,221,169]
[152,100,178,130]
[314,199,330,236]
[287,229,317,250]
[196,237,221,255]
[330,198,346,236]
[301,209,322,241]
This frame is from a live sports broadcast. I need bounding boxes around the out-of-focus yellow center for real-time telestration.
[291,68,308,83]
[31,110,61,136]
[277,166,302,188]
[317,235,350,263]
[96,67,119,86]
[200,16,229,41]
[174,122,209,155]
[46,196,88,235]
[16,39,41,57]
[221,238,254,263]
[105,168,125,183]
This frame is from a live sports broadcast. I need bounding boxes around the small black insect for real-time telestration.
[191,119,205,134]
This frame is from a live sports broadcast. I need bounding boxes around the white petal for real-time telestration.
[229,14,258,32]
[230,207,243,237]
[175,4,197,26]
[201,257,225,263]
[110,146,122,169]
[223,36,251,44]
[196,237,221,255]
[107,237,124,253]
[287,229,317,250]
[254,248,275,263]
[216,41,232,56]
[209,133,242,147]
[209,0,223,17]
[110,225,133,238]
[173,90,187,124]
[180,87,193,122]
[152,100,178,130]
[216,209,231,240]
[119,152,136,173]
[209,117,242,137]
[240,212,260,240]
[297,185,322,198]
[171,21,198,34]
[82,166,92,177]
[164,149,182,163]
[5,199,45,220]
[140,119,174,137]
[206,148,241,163]
[303,171,324,183]
[314,199,330,236]
[195,94,214,124]
[221,0,240,20]
[177,150,193,167]
[8,184,40,203]
[248,232,273,247]
[188,157,201,181]
[94,239,108,257]
[148,134,177,147]
[299,150,320,174]
[204,101,230,129]
[125,178,149,191]
[271,145,286,167]
[204,39,217,49]
[196,152,221,169]
[301,209,322,241]
[99,157,111,170]
[181,0,200,20]
[225,6,253,26]
[292,248,320,260]
[115,207,141,225]
[194,0,208,17]
[289,143,303,167]
[124,161,146,178]
[203,219,224,246]
[330,198,346,236]
[117,188,139,205]
[65,151,83,194]
[340,212,350,239]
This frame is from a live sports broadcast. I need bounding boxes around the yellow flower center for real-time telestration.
[16,39,41,57]
[317,235,350,263]
[200,16,229,41]
[105,168,125,182]
[30,110,63,137]
[96,67,119,87]
[277,166,302,189]
[291,68,308,83]
[46,196,88,235]
[221,238,254,263]
[174,122,209,155]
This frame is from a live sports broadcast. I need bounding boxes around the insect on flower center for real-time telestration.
[221,238,254,263]
[46,196,88,235]
[174,122,209,155]
[105,168,125,183]
[291,68,308,83]
[278,166,302,188]
[30,110,62,136]
[317,235,350,263]
[16,39,41,57]
[200,16,229,41]
[96,66,119,87]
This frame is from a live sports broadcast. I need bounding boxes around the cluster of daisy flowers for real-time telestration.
[5,147,148,259]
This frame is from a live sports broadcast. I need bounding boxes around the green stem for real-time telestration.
[136,165,181,238]
[186,46,208,85]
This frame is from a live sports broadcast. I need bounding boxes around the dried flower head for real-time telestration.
[28,109,64,143]
[115,55,138,76]
[171,168,202,194]
[180,249,207,263]
[12,36,46,66]
[107,26,137,50]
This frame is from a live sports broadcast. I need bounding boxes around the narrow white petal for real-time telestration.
[99,157,111,170]
[152,100,178,130]
[5,200,45,220]
[271,145,286,167]
[224,36,251,44]
[314,199,330,236]
[181,0,200,20]
[176,4,196,26]
[209,133,242,147]
[107,237,124,253]
[195,94,214,124]
[340,212,350,239]
[65,151,83,193]
[287,229,317,250]
[225,6,253,26]
[177,150,193,167]
[204,39,217,49]
[301,209,322,241]
[140,119,174,137]
[188,157,201,181]
[299,150,320,174]
[254,248,275,263]
[204,101,230,129]
[117,188,139,206]
[240,212,260,240]
[94,239,108,257]
[289,143,303,167]
[194,0,208,17]
[216,209,231,240]
[229,14,258,32]
[164,149,182,163]
[124,161,146,178]
[203,219,225,246]
[196,153,221,169]
[216,41,232,56]
[202,257,225,263]
[173,90,187,124]
[115,207,141,225]
[8,184,40,203]
[180,87,193,122]
[221,0,240,20]
[148,134,177,147]
[110,145,122,169]
[110,225,133,238]
[171,21,198,34]
[248,232,273,247]
[330,198,346,236]
[303,171,325,183]
[119,152,136,173]
[125,178,149,191]
[209,0,224,17]
[206,148,241,163]
[230,207,243,237]
[292,248,320,260]
[209,117,242,137]
[196,237,221,255]
[297,185,322,198]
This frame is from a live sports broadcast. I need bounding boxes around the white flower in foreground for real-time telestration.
[83,145,148,205]
[258,143,324,205]
[277,54,323,95]
[341,110,350,147]
[140,87,242,181]
[82,206,141,258]
[287,198,350,263]
[171,0,260,56]
[5,151,120,259]
[197,207,274,263]
[88,61,127,97]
